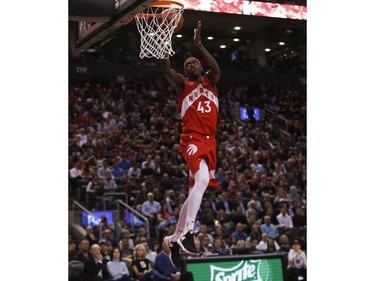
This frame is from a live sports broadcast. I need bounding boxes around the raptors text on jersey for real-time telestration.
[179,76,219,137]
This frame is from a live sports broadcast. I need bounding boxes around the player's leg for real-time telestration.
[163,186,193,267]
[177,159,209,254]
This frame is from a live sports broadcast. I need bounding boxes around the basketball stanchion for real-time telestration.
[134,0,184,59]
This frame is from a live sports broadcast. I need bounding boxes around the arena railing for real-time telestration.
[118,199,150,240]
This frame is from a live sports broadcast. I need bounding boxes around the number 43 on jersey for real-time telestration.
[197,101,211,113]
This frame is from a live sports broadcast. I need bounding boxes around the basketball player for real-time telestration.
[160,20,220,267]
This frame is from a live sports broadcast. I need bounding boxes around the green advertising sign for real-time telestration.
[185,256,284,281]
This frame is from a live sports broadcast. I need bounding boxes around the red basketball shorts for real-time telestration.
[180,133,218,188]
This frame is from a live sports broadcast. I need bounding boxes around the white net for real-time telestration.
[134,2,184,59]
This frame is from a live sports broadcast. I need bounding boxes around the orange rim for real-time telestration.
[136,0,184,19]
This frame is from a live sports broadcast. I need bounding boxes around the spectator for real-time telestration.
[128,161,142,181]
[85,226,98,247]
[231,223,248,242]
[82,244,106,281]
[104,172,118,192]
[142,155,156,171]
[200,208,216,233]
[98,159,114,180]
[256,233,280,252]
[198,224,214,245]
[230,206,248,226]
[260,215,279,240]
[102,228,118,248]
[107,247,132,281]
[119,238,133,264]
[112,160,126,181]
[131,244,170,281]
[118,229,135,250]
[70,161,83,199]
[99,216,116,234]
[278,234,291,253]
[76,239,91,263]
[142,242,157,265]
[233,191,248,215]
[264,238,278,253]
[211,237,229,256]
[98,240,112,280]
[86,175,100,209]
[154,242,181,280]
[160,173,174,191]
[276,205,294,229]
[287,240,307,281]
[292,207,307,228]
[216,191,235,215]
[141,192,161,238]
[288,185,304,203]
[200,235,213,255]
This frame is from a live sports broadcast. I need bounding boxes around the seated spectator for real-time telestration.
[260,215,279,240]
[76,239,91,263]
[107,247,132,281]
[256,233,269,252]
[86,175,100,210]
[231,223,248,242]
[116,218,131,242]
[278,234,291,253]
[198,224,214,245]
[82,244,106,281]
[134,228,152,248]
[131,244,170,281]
[216,191,235,215]
[141,193,161,238]
[112,160,126,181]
[200,235,213,255]
[227,235,238,251]
[119,238,133,264]
[215,209,232,235]
[276,205,294,229]
[96,181,117,210]
[142,242,157,265]
[263,238,278,254]
[256,233,280,252]
[247,236,262,254]
[211,237,229,256]
[292,207,307,228]
[287,240,307,281]
[70,161,83,199]
[104,172,118,192]
[118,229,135,250]
[99,240,112,280]
[98,159,114,180]
[287,185,304,203]
[85,226,98,247]
[102,228,118,248]
[200,209,216,233]
[154,242,181,280]
[230,206,248,226]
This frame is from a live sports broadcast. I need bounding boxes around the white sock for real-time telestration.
[171,194,189,242]
[185,159,209,233]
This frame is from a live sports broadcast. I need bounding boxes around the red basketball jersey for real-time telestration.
[179,76,219,136]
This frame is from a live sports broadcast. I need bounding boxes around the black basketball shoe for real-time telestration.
[177,230,199,256]
[164,235,181,268]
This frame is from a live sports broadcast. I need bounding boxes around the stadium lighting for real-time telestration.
[233,38,239,42]
[279,41,285,46]
[265,48,271,52]
[234,26,241,30]
[176,34,182,38]
[220,45,227,49]
[207,36,214,40]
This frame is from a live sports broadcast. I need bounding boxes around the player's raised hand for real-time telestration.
[194,20,202,46]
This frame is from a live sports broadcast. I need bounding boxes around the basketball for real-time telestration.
[173,14,184,33]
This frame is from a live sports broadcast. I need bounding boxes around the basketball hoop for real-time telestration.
[134,0,184,59]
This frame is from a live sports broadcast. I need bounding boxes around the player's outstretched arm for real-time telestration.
[194,20,221,87]
[160,55,185,94]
